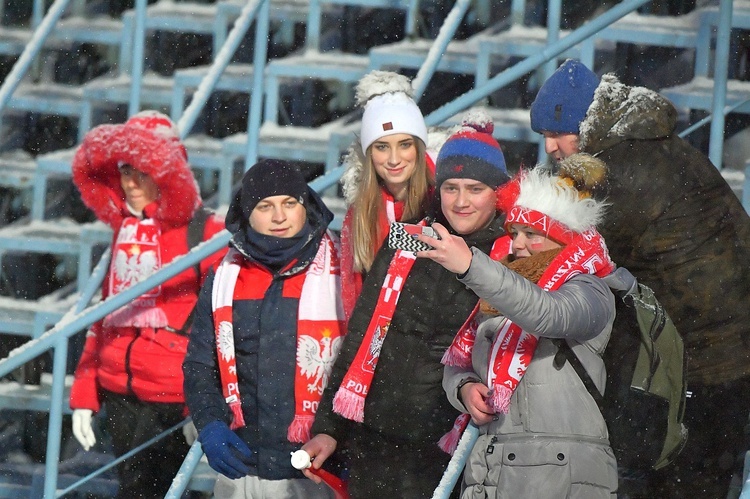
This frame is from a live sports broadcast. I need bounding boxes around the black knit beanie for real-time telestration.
[240,159,308,220]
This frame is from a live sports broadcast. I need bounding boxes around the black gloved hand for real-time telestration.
[199,421,254,479]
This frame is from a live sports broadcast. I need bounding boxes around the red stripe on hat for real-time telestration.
[505,206,575,245]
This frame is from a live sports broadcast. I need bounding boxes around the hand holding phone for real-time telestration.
[387,222,440,252]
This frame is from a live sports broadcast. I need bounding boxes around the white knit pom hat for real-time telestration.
[357,70,428,154]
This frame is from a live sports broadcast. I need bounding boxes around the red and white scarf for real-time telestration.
[104,217,169,328]
[332,246,417,422]
[212,232,345,442]
[439,229,614,453]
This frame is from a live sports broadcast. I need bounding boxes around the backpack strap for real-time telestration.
[187,205,211,252]
[552,339,606,411]
[172,206,212,337]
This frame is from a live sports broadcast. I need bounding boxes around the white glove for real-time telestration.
[182,420,198,446]
[72,409,96,451]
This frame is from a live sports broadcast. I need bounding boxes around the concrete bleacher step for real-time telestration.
[6,82,86,125]
[82,72,175,123]
[51,15,125,47]
[595,10,701,49]
[0,15,123,57]
[0,219,111,292]
[223,116,356,166]
[171,63,255,121]
[474,24,594,86]
[0,288,77,338]
[661,76,750,114]
[123,1,217,36]
[0,151,36,190]
[0,26,31,56]
[0,373,73,414]
[264,51,370,124]
[0,219,110,256]
[367,36,482,75]
[443,105,537,145]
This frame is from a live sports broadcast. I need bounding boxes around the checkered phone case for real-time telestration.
[387,222,438,253]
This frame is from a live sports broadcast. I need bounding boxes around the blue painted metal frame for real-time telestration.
[0,0,746,496]
[0,0,72,112]
[709,0,733,168]
[424,0,652,127]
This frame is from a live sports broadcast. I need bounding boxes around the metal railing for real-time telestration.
[0,0,744,497]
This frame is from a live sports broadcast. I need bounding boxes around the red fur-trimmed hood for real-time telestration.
[72,111,201,229]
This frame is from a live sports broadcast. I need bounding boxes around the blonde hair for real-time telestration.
[350,138,431,272]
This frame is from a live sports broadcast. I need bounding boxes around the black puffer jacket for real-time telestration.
[579,74,750,385]
[313,217,504,444]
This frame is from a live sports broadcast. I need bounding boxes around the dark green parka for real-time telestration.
[579,74,750,385]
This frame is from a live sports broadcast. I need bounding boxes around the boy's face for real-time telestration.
[543,132,580,162]
[439,179,497,235]
[119,164,159,212]
[249,195,307,238]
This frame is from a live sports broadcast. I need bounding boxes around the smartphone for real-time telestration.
[387,222,440,252]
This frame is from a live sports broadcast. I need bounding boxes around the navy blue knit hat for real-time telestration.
[436,110,509,189]
[530,59,599,134]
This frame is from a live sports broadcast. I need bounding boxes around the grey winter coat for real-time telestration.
[579,74,750,385]
[443,249,618,498]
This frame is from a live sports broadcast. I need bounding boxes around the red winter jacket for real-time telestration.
[69,112,226,411]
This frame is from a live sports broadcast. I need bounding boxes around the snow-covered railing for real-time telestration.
[424,0,651,128]
[174,0,271,169]
[0,231,228,498]
[0,0,72,113]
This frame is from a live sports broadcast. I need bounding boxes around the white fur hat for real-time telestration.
[503,153,609,244]
[357,71,428,154]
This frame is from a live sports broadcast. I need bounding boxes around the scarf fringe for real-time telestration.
[487,385,513,415]
[103,305,168,328]
[441,347,472,369]
[229,401,246,430]
[438,413,471,455]
[287,415,314,443]
[332,387,365,423]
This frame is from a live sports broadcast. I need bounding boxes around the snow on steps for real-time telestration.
[661,76,750,114]
[0,373,73,414]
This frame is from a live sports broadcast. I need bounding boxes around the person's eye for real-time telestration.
[374,144,388,151]
[284,201,297,208]
[400,141,414,149]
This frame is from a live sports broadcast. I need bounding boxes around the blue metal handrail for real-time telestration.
[0,233,227,499]
[424,0,652,127]
[165,438,207,498]
[0,0,71,113]
[57,419,189,497]
[411,0,473,101]
[708,0,734,168]
[0,232,230,379]
[177,0,268,139]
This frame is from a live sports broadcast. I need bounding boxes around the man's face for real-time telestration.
[439,179,497,235]
[249,195,307,238]
[543,132,580,161]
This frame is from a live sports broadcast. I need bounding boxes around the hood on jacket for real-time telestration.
[72,111,201,230]
[579,74,678,154]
